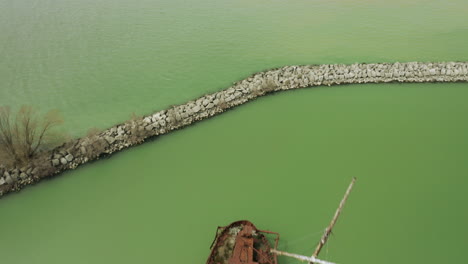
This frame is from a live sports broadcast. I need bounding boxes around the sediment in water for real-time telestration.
[1,61,467,197]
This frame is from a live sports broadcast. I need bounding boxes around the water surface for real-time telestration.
[0,1,467,264]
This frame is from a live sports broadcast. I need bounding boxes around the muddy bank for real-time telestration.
[1,61,467,197]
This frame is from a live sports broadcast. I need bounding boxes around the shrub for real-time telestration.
[127,113,148,145]
[0,106,63,166]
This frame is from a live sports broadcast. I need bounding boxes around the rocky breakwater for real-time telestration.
[1,61,467,197]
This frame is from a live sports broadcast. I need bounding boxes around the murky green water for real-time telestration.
[1,1,468,264]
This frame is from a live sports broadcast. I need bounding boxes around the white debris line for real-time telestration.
[271,249,337,264]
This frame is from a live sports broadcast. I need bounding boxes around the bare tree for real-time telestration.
[0,106,63,165]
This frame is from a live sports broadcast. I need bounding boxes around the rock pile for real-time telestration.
[1,61,467,197]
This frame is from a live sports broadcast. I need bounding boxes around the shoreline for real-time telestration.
[1,61,467,198]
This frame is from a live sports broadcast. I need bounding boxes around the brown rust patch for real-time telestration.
[207,220,279,264]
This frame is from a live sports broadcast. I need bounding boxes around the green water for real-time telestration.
[1,1,468,263]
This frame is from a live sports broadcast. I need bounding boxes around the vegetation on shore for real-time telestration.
[1,62,467,197]
[0,106,64,167]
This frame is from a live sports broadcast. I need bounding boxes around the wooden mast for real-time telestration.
[310,177,356,263]
[270,249,336,264]
[270,178,356,264]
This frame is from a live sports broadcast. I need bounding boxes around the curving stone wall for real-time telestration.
[1,61,467,197]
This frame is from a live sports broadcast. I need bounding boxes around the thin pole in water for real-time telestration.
[311,177,357,263]
[270,249,337,264]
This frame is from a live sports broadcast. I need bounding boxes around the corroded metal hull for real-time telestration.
[207,220,279,264]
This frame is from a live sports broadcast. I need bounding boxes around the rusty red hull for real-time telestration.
[206,220,279,264]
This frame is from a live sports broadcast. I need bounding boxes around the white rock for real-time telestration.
[184,108,193,116]
[145,125,153,131]
[52,159,60,166]
[143,117,152,124]
[105,136,115,144]
[5,174,13,184]
[65,154,74,162]
[11,170,19,180]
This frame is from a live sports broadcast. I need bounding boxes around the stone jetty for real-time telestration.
[1,61,467,197]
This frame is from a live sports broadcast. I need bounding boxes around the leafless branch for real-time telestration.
[0,106,63,166]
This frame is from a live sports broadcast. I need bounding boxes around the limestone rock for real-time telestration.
[65,154,74,162]
[11,170,19,180]
[20,173,28,179]
[5,174,13,184]
[117,127,125,135]
[105,136,116,145]
[52,159,60,166]
[60,158,68,165]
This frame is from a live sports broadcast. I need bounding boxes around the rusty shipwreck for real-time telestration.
[206,178,356,264]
